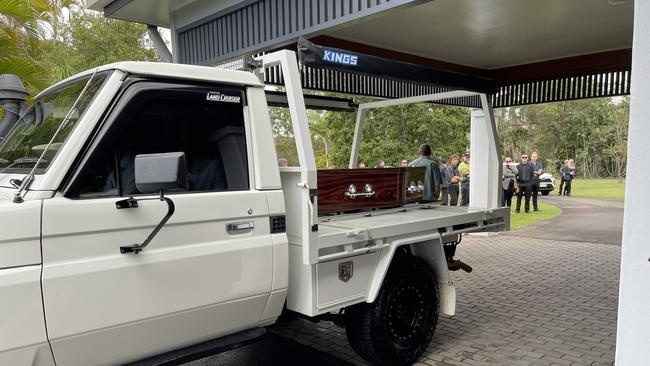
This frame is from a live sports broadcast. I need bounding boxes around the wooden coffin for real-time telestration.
[317,166,427,214]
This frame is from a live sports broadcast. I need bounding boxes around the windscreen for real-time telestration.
[0,72,109,174]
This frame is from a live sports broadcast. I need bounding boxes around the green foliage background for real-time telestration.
[500,98,629,180]
[271,100,470,169]
[0,0,158,92]
[321,101,470,168]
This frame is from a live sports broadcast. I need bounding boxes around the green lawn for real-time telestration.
[509,201,561,229]
[565,178,625,200]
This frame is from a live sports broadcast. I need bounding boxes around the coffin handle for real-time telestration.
[345,183,375,198]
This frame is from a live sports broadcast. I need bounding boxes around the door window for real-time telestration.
[68,81,249,197]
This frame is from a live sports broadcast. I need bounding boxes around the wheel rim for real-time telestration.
[385,283,432,348]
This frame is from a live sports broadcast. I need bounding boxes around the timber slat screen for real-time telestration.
[493,70,631,107]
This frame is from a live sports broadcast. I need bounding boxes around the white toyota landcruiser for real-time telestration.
[0,48,508,366]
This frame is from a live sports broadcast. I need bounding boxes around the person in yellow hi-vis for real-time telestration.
[458,151,470,206]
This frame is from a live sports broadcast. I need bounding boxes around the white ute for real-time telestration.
[0,49,508,366]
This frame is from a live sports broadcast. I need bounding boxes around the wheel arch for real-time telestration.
[365,232,456,316]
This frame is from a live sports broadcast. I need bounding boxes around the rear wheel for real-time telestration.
[541,190,550,196]
[345,255,439,365]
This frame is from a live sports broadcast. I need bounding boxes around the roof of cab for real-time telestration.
[38,61,263,97]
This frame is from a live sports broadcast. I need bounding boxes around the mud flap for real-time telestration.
[438,280,456,316]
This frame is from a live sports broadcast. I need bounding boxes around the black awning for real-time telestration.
[297,38,497,95]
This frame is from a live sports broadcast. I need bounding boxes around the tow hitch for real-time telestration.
[443,233,473,273]
[447,259,473,273]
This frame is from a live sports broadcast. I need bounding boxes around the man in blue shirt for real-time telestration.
[530,152,544,212]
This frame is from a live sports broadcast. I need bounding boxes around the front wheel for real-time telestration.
[541,190,550,196]
[345,255,439,365]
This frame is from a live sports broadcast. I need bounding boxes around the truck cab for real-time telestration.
[0,63,288,366]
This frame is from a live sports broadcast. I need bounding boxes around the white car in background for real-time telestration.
[538,172,555,195]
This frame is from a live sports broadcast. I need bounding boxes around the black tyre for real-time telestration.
[345,255,439,366]
[541,190,550,196]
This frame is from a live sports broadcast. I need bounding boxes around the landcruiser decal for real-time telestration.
[206,91,241,103]
[339,261,353,282]
[323,49,358,66]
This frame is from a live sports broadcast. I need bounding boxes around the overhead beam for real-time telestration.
[490,49,632,85]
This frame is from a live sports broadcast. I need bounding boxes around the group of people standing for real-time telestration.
[502,152,544,213]
[405,144,470,206]
[437,151,471,206]
[502,153,577,212]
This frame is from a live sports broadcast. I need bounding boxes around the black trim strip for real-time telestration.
[0,263,41,271]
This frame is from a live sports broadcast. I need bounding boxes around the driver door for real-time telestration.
[41,81,273,366]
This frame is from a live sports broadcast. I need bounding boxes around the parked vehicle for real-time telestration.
[538,172,555,195]
[0,47,508,366]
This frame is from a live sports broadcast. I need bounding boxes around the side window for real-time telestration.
[71,82,249,197]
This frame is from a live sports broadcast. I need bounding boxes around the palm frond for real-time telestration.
[0,31,20,51]
[0,55,48,90]
[0,0,52,41]
[0,0,33,22]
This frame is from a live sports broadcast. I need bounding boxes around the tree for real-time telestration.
[33,8,158,83]
[311,99,469,169]
[498,96,629,179]
[0,0,52,90]
[597,98,628,181]
[2,1,159,90]
[269,106,299,166]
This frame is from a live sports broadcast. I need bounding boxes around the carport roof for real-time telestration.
[90,0,634,107]
[331,0,633,70]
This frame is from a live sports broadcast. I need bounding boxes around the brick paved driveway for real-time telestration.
[272,235,620,366]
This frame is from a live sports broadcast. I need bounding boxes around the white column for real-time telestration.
[469,105,501,209]
[616,1,650,363]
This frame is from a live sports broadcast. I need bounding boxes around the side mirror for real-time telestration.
[116,152,186,255]
[135,152,188,194]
